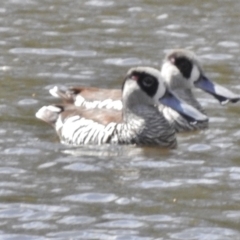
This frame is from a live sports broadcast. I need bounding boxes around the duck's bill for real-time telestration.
[159,91,208,124]
[194,75,240,105]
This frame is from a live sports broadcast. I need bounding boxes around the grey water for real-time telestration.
[0,0,240,239]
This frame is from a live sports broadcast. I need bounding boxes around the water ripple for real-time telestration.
[85,0,114,7]
[38,162,57,169]
[223,211,240,221]
[128,7,143,12]
[0,167,26,174]
[102,19,126,25]
[63,193,118,203]
[57,215,96,225]
[18,203,70,213]
[135,180,182,189]
[96,219,145,229]
[187,144,212,152]
[218,41,239,48]
[9,48,97,58]
[0,208,34,219]
[0,234,45,240]
[157,13,168,20]
[3,148,41,155]
[200,53,233,60]
[156,30,188,38]
[12,221,57,230]
[47,229,117,239]
[169,227,239,240]
[63,162,102,172]
[17,99,38,106]
[103,58,142,66]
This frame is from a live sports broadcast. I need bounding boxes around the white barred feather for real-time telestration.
[75,97,123,111]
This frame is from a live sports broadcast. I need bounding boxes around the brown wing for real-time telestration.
[60,104,123,125]
[70,87,122,102]
[51,86,122,104]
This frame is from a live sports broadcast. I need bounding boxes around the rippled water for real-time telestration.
[1,0,240,239]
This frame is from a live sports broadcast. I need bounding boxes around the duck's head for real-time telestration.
[161,49,240,104]
[122,66,207,123]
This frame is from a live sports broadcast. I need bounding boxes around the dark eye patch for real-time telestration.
[122,71,159,97]
[142,77,154,87]
[174,57,193,79]
[137,73,158,97]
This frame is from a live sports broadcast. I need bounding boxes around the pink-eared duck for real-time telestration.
[49,49,239,132]
[36,67,207,147]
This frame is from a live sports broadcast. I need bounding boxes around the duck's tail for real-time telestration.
[35,105,63,125]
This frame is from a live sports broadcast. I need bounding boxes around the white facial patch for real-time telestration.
[153,74,166,104]
[161,61,179,85]
[190,64,200,83]
[122,79,139,100]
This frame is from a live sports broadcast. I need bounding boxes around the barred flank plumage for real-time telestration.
[36,104,177,148]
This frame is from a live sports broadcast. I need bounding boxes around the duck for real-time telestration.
[49,49,240,132]
[160,49,240,131]
[36,67,207,147]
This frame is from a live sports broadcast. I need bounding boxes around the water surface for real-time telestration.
[0,0,240,239]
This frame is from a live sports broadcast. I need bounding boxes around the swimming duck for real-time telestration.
[36,67,207,147]
[160,49,240,131]
[49,49,239,132]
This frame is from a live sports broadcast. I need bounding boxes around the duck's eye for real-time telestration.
[142,77,155,87]
[176,59,190,70]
